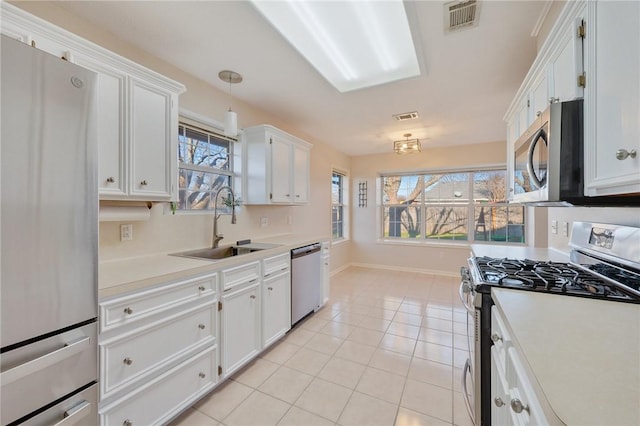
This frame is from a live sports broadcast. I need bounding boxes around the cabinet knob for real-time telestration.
[536,110,542,117]
[106,177,115,183]
[198,324,205,330]
[285,194,290,197]
[295,194,300,198]
[490,333,502,343]
[198,285,206,292]
[140,180,148,186]
[250,294,256,299]
[123,357,133,366]
[123,420,132,426]
[199,372,206,379]
[123,307,133,315]
[549,97,559,104]
[616,149,637,160]
[510,398,529,414]
[494,397,505,407]
[267,287,273,291]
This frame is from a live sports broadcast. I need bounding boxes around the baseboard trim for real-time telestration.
[337,262,459,278]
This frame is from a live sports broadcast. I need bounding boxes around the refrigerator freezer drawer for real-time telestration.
[21,383,98,426]
[0,322,97,425]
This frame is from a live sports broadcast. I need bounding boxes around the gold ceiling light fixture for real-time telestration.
[394,133,421,154]
[218,70,243,137]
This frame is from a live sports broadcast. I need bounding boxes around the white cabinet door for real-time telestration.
[515,97,530,138]
[262,272,291,348]
[130,78,176,200]
[293,144,310,203]
[491,347,513,426]
[548,17,584,103]
[585,1,640,196]
[222,283,261,376]
[530,72,549,122]
[270,135,292,203]
[75,56,128,197]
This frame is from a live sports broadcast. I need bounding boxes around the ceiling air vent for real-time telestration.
[445,0,479,32]
[392,111,419,121]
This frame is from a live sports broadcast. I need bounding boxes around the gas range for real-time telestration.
[468,255,640,303]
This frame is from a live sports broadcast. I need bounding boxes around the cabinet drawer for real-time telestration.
[101,303,215,399]
[222,261,260,291]
[263,253,290,277]
[100,273,217,333]
[100,346,217,426]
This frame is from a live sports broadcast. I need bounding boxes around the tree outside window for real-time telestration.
[382,170,525,243]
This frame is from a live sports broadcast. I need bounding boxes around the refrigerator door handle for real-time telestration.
[52,400,91,426]
[1,336,91,385]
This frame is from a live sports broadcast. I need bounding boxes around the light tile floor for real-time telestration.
[171,267,473,426]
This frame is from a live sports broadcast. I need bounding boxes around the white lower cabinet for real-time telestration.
[221,281,261,377]
[320,241,330,307]
[262,253,291,348]
[100,346,216,426]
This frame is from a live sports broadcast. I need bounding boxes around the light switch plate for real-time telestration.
[120,224,133,241]
[551,220,558,235]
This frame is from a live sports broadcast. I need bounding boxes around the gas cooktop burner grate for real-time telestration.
[473,256,638,302]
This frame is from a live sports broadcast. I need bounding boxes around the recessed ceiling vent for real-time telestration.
[392,111,419,121]
[445,0,479,32]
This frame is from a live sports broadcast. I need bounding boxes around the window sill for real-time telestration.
[375,238,526,249]
[331,238,350,248]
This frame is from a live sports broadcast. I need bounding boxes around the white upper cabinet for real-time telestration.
[243,125,312,205]
[548,16,585,104]
[0,3,186,202]
[584,1,640,196]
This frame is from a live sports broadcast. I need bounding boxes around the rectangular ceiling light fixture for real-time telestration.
[251,0,421,93]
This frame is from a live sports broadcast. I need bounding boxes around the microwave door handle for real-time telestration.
[526,128,548,190]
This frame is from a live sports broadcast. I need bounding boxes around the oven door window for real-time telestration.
[514,123,548,194]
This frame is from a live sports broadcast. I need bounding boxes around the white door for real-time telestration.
[262,272,291,348]
[270,135,292,203]
[292,145,309,203]
[222,283,260,376]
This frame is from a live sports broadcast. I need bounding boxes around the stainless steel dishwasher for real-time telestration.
[291,243,322,326]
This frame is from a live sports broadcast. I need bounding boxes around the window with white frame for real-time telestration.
[382,170,525,243]
[177,122,235,211]
[331,170,348,241]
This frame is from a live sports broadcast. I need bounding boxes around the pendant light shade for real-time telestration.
[224,109,238,137]
[218,70,243,138]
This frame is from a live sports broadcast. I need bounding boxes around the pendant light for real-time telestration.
[218,70,243,137]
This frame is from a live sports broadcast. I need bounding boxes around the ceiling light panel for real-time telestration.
[251,0,421,92]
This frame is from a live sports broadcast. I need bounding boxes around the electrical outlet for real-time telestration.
[287,215,292,225]
[260,217,268,227]
[120,224,133,241]
[562,221,569,237]
[551,220,558,235]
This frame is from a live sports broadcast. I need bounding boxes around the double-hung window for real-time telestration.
[382,169,525,243]
[332,170,348,241]
[177,122,234,211]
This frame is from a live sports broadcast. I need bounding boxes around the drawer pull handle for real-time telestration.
[249,279,258,284]
[123,357,133,366]
[123,307,133,315]
[52,400,91,426]
[267,287,273,291]
[123,420,132,426]
[616,149,637,160]
[106,177,115,183]
[491,333,502,343]
[250,295,256,299]
[198,324,206,330]
[510,398,529,414]
[494,397,505,407]
[198,285,206,291]
[199,372,206,379]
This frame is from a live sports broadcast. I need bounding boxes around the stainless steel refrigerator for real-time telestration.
[1,35,99,425]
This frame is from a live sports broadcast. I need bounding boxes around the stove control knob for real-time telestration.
[491,333,503,343]
[494,397,505,407]
[510,398,530,414]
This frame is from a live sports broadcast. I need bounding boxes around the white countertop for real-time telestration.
[492,288,640,426]
[99,234,328,299]
[471,244,570,262]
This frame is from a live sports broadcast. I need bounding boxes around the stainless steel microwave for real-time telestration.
[511,99,584,205]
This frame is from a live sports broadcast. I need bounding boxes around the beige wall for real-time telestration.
[350,141,507,276]
[12,2,352,270]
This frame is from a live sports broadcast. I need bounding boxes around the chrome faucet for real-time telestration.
[212,185,237,248]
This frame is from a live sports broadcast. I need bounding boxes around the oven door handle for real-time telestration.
[458,282,475,316]
[462,358,476,425]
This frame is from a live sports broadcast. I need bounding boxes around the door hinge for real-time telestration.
[527,99,530,108]
[578,72,586,88]
[578,22,586,39]
[269,193,273,200]
[269,138,272,145]
[218,301,222,311]
[218,365,222,376]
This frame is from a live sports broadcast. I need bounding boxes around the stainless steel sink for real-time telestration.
[170,246,255,261]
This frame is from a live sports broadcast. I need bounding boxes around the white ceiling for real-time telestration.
[55,1,547,156]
